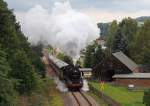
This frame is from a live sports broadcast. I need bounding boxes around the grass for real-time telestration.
[89,81,145,106]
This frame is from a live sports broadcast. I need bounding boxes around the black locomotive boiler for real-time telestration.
[49,54,83,90]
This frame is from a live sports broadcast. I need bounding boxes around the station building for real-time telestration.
[94,51,150,88]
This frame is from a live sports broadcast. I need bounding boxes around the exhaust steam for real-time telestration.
[54,77,68,92]
[16,1,99,59]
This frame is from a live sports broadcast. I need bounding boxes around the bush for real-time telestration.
[143,89,150,106]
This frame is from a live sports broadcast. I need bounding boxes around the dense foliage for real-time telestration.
[112,18,138,55]
[105,18,150,65]
[31,42,44,57]
[84,41,105,68]
[63,55,73,65]
[130,20,150,65]
[105,20,118,56]
[143,89,150,106]
[57,52,73,65]
[0,0,45,105]
[0,48,17,106]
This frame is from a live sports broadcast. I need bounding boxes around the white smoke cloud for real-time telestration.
[18,1,99,58]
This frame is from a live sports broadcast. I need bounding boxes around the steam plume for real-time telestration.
[17,1,99,58]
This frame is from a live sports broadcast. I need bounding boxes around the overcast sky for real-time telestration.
[4,0,150,22]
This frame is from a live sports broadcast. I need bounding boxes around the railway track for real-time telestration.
[71,92,92,106]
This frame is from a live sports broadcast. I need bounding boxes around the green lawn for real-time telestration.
[89,81,145,106]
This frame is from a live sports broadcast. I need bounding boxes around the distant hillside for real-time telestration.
[136,16,150,22]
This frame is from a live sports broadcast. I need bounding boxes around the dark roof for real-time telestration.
[112,51,138,72]
[113,73,150,79]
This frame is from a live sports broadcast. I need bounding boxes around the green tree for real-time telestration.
[0,2,19,51]
[57,52,73,65]
[84,41,104,68]
[10,50,40,94]
[63,55,73,65]
[57,52,65,60]
[106,20,118,56]
[15,20,45,78]
[143,89,150,106]
[94,45,104,65]
[76,59,82,66]
[112,18,138,55]
[131,20,150,64]
[31,53,45,77]
[84,43,96,68]
[0,48,17,106]
[112,28,127,52]
[31,42,44,57]
[0,0,45,95]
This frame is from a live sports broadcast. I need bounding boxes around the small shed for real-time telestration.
[79,68,92,78]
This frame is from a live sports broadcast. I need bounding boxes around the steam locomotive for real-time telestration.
[49,55,83,90]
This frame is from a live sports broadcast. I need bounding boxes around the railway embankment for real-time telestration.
[18,78,64,106]
[17,54,64,106]
[43,56,64,106]
[47,79,64,106]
